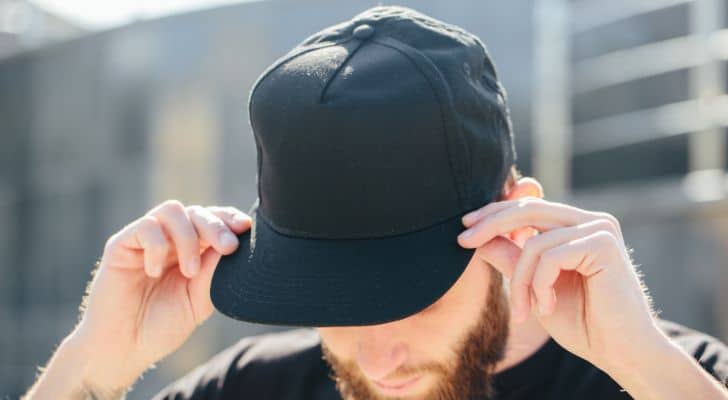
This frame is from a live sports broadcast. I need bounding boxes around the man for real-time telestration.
[24,5,728,400]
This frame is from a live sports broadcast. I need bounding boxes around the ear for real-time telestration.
[501,177,544,247]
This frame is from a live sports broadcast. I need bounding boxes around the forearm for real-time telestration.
[603,333,728,400]
[22,334,138,400]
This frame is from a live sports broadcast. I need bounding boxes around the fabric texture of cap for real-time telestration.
[211,4,516,327]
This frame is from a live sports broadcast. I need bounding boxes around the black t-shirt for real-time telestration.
[150,319,728,399]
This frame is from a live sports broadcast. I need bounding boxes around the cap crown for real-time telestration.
[248,5,515,239]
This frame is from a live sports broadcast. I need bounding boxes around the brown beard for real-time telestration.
[321,266,510,400]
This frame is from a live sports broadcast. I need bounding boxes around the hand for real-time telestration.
[69,200,251,388]
[457,197,660,372]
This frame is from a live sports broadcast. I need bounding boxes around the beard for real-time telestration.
[321,266,510,400]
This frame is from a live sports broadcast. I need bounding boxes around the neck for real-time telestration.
[493,311,550,373]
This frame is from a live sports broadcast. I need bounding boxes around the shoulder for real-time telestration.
[656,318,728,385]
[150,328,338,400]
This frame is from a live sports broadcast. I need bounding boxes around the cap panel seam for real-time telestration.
[255,206,475,241]
[369,36,470,209]
[319,38,367,104]
[247,36,358,129]
[248,36,356,211]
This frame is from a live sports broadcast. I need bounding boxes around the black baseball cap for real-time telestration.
[210,5,516,327]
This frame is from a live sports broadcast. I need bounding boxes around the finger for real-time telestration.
[461,198,532,227]
[207,206,253,233]
[187,205,242,255]
[105,215,169,277]
[163,206,251,262]
[473,235,522,280]
[510,219,618,321]
[458,199,595,248]
[135,216,170,278]
[148,200,201,278]
[187,246,222,325]
[531,230,616,316]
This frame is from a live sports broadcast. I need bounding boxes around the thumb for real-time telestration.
[474,235,521,280]
[188,246,223,324]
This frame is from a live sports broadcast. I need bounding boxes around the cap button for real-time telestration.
[353,23,374,40]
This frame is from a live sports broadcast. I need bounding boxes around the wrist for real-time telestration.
[62,332,144,393]
[599,325,674,376]
[24,334,139,400]
[599,332,702,399]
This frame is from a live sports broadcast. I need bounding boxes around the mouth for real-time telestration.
[372,375,422,395]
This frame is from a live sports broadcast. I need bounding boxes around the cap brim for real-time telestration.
[210,203,474,327]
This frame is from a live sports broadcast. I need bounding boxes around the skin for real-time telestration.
[22,177,728,399]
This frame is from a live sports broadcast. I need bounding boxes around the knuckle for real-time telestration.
[186,204,205,215]
[593,219,617,236]
[136,216,165,247]
[517,197,534,208]
[138,214,161,231]
[103,233,119,253]
[219,205,240,214]
[207,205,237,215]
[209,219,229,234]
[518,200,545,222]
[226,207,249,219]
[594,211,620,230]
[518,196,542,208]
[161,199,186,214]
[204,205,222,214]
[194,207,228,229]
[478,202,500,216]
[188,205,213,222]
[139,214,159,226]
[593,230,618,247]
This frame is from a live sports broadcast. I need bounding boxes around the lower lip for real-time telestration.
[373,375,422,395]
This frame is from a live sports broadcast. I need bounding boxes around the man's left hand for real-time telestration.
[457,197,660,373]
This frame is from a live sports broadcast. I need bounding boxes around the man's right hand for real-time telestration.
[67,200,252,390]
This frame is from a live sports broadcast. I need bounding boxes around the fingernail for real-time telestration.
[187,257,200,276]
[459,229,473,240]
[219,231,238,248]
[232,213,250,225]
[462,211,477,223]
[151,264,162,277]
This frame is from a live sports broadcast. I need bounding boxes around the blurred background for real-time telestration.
[1,0,727,398]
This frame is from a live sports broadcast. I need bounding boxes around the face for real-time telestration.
[317,257,510,400]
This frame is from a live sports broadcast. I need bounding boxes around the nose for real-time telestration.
[355,324,409,381]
